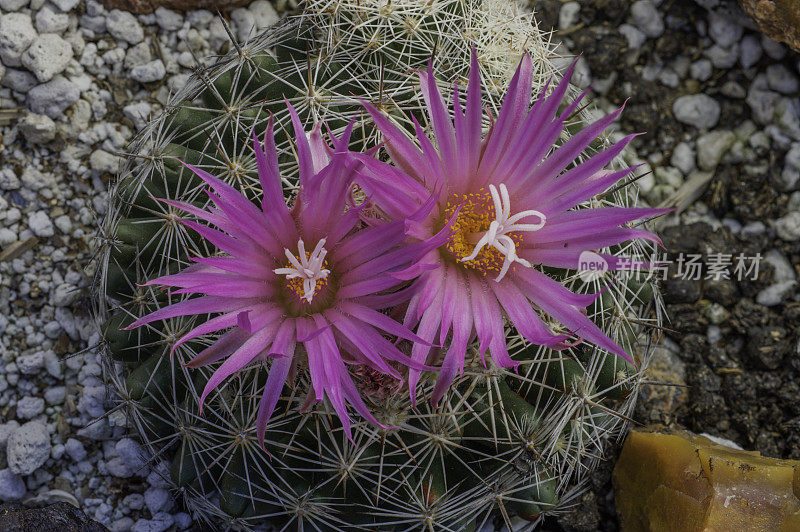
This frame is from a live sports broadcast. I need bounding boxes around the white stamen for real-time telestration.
[274,238,330,303]
[460,183,546,282]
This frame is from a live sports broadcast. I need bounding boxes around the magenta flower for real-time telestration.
[353,51,669,404]
[125,106,445,445]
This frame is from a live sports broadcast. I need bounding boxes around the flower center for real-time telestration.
[274,238,331,303]
[443,183,546,282]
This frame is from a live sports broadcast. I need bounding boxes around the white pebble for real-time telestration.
[27,76,80,118]
[130,60,166,83]
[19,112,56,144]
[16,396,45,419]
[739,34,762,69]
[28,210,55,238]
[774,212,800,241]
[106,10,144,44]
[35,7,70,34]
[672,94,721,130]
[64,438,87,461]
[154,7,183,31]
[144,486,172,514]
[7,421,51,475]
[559,1,581,30]
[22,34,73,83]
[630,0,663,38]
[696,130,736,171]
[766,64,799,95]
[707,12,742,49]
[0,469,26,502]
[0,13,37,68]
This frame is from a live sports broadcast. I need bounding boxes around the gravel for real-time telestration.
[0,0,294,528]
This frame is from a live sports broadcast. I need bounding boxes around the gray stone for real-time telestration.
[1,68,37,93]
[51,0,80,10]
[19,113,56,144]
[780,143,800,191]
[35,7,70,34]
[116,438,147,472]
[52,282,78,306]
[132,513,174,532]
[124,42,151,69]
[106,10,144,44]
[27,76,80,118]
[122,102,151,130]
[619,23,646,49]
[105,457,135,478]
[756,281,796,307]
[720,81,746,99]
[0,168,20,191]
[250,0,279,29]
[144,486,172,514]
[696,130,736,170]
[27,210,54,237]
[22,34,73,82]
[80,14,105,35]
[775,212,800,241]
[0,0,28,11]
[762,35,786,60]
[64,438,86,461]
[44,386,66,405]
[89,149,123,174]
[704,43,739,69]
[16,396,45,419]
[123,493,144,510]
[129,59,166,83]
[764,249,796,284]
[631,0,663,38]
[747,81,781,125]
[766,64,799,95]
[154,7,183,31]
[559,1,581,30]
[230,8,256,42]
[739,34,762,69]
[0,469,26,501]
[707,11,742,48]
[0,421,19,450]
[7,421,51,475]
[0,13,37,68]
[671,142,696,175]
[673,94,720,130]
[689,59,713,81]
[16,352,43,375]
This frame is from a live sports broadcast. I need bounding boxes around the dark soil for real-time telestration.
[529,0,800,530]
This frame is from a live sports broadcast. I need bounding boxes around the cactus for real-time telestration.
[94,0,664,528]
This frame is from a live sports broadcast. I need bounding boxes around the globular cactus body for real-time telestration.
[95,1,663,529]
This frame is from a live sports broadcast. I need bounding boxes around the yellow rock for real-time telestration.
[614,429,800,531]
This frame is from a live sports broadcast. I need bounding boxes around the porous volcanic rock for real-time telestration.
[102,0,253,14]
